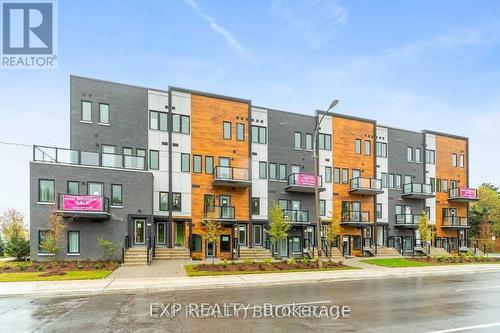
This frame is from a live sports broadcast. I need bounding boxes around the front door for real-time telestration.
[279,238,288,257]
[206,241,215,257]
[376,226,384,246]
[238,225,247,246]
[175,222,185,247]
[352,202,361,222]
[134,219,145,245]
[342,236,350,256]
[253,225,262,246]
[220,195,231,219]
[156,222,166,245]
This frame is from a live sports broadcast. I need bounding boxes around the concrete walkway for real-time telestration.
[1,263,499,298]
[108,260,188,279]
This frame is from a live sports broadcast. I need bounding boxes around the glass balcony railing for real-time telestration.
[212,166,251,187]
[395,214,420,225]
[442,216,469,228]
[33,145,147,171]
[402,183,434,198]
[341,211,371,223]
[349,177,383,194]
[205,206,235,220]
[283,209,309,223]
[448,188,479,202]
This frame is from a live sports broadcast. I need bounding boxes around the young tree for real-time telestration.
[97,236,119,261]
[266,202,291,260]
[1,208,29,260]
[201,212,222,264]
[324,212,340,262]
[418,211,432,256]
[40,211,67,262]
[470,185,500,239]
[0,234,4,257]
[3,229,30,260]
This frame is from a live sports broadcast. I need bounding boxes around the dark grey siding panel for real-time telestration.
[267,110,317,224]
[70,76,148,153]
[30,162,153,261]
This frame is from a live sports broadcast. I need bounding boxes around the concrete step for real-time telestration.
[429,247,450,257]
[376,246,401,257]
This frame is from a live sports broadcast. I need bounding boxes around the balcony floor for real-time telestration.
[285,185,326,193]
[349,188,384,195]
[212,179,252,188]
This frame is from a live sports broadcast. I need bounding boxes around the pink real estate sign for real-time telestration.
[459,188,477,199]
[296,173,319,186]
[62,195,103,211]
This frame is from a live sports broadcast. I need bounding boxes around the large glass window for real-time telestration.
[381,173,387,188]
[99,103,109,124]
[320,200,326,216]
[193,155,202,173]
[251,126,266,144]
[426,149,435,164]
[389,174,395,188]
[291,237,301,253]
[81,101,91,122]
[325,167,332,183]
[442,180,449,193]
[259,161,267,179]
[205,156,213,174]
[159,192,168,211]
[452,153,457,167]
[150,111,159,130]
[279,164,287,181]
[220,235,230,252]
[376,142,387,157]
[269,163,277,180]
[223,121,232,139]
[123,147,133,156]
[407,147,413,162]
[404,175,412,185]
[172,114,190,134]
[460,154,465,168]
[376,204,382,219]
[251,197,260,215]
[38,230,49,253]
[67,231,80,254]
[278,199,288,210]
[191,234,202,252]
[305,133,313,150]
[294,132,302,149]
[87,182,103,196]
[159,112,168,131]
[415,148,421,163]
[318,133,331,150]
[333,167,340,183]
[395,175,402,189]
[342,168,349,184]
[365,140,371,156]
[67,181,79,195]
[181,115,190,134]
[111,184,123,206]
[181,153,190,172]
[39,179,54,203]
[355,139,362,154]
[149,150,159,170]
[237,123,244,141]
[172,193,182,211]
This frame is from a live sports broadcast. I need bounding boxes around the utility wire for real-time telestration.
[0,141,32,148]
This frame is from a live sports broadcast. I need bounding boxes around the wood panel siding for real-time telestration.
[435,135,468,238]
[190,94,251,258]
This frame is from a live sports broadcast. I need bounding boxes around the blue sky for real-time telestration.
[1,0,500,220]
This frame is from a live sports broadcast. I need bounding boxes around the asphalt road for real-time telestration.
[1,272,500,333]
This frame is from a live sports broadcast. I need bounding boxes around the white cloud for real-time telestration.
[182,0,254,62]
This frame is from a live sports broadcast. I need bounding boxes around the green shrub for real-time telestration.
[287,258,296,265]
[301,257,310,264]
[97,237,119,261]
[220,259,228,268]
[17,262,28,271]
[77,263,83,270]
[262,258,273,266]
[243,259,253,265]
[94,262,103,270]
[36,265,43,272]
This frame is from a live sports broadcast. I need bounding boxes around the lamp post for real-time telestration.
[314,99,339,269]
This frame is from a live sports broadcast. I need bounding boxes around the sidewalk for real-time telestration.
[1,263,499,298]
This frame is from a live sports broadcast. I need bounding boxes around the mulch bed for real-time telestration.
[411,256,500,264]
[0,261,119,276]
[193,261,345,272]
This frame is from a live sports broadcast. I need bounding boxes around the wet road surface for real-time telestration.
[1,271,499,332]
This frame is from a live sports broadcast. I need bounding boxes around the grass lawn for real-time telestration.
[360,258,434,268]
[185,264,360,277]
[0,270,112,282]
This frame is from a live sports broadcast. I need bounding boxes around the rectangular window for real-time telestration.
[38,179,54,203]
[87,182,103,196]
[251,126,267,144]
[365,140,371,155]
[111,184,123,206]
[81,101,91,122]
[193,155,202,173]
[450,180,457,189]
[269,163,277,180]
[333,167,340,183]
[67,231,80,254]
[436,178,442,192]
[430,178,436,192]
[407,147,413,162]
[415,148,421,163]
[381,173,387,188]
[159,112,168,131]
[172,193,182,211]
[355,139,361,154]
[251,197,260,215]
[67,181,79,195]
[181,153,190,172]
[404,175,412,185]
[452,153,457,167]
[325,167,332,183]
[38,230,49,253]
[460,154,465,168]
[149,150,159,170]
[353,236,361,250]
[99,103,109,124]
[181,115,190,134]
[123,147,133,156]
[150,111,159,130]
[279,164,287,181]
[172,114,190,134]
[159,192,168,211]
[426,149,435,164]
[318,134,332,150]
[191,234,202,252]
[396,174,402,189]
[442,180,449,193]
[291,165,301,174]
[388,174,395,189]
[220,235,230,252]
[352,169,361,180]
[294,132,302,149]
[278,199,288,210]
[223,121,232,139]
[259,161,267,179]
[342,168,349,184]
[305,133,313,150]
[376,204,382,219]
[376,142,387,158]
[319,200,326,216]
[205,156,213,174]
[237,123,244,141]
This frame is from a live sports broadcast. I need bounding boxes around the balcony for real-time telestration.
[212,166,251,188]
[33,145,146,171]
[283,209,309,224]
[349,177,383,195]
[205,206,236,221]
[340,211,372,227]
[285,173,325,193]
[442,216,470,229]
[56,194,110,220]
[402,183,434,199]
[448,188,479,202]
[394,214,420,228]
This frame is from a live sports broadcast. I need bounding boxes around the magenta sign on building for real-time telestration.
[460,188,477,199]
[62,195,103,211]
[296,173,319,186]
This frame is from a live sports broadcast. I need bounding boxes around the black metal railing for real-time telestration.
[414,238,431,256]
[449,188,478,200]
[147,236,153,266]
[321,237,331,257]
[213,166,249,181]
[304,238,315,259]
[287,173,323,187]
[121,236,129,264]
[363,238,376,255]
[350,177,382,191]
[33,145,147,170]
[402,183,433,195]
[341,211,370,223]
[205,206,235,220]
[283,209,309,223]
[442,216,469,227]
[57,193,110,213]
[394,214,420,225]
[232,238,241,259]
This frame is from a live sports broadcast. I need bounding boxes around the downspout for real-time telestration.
[167,87,173,249]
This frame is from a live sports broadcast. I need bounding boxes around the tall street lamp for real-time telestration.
[314,99,339,269]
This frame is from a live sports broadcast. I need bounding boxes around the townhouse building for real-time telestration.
[29,76,477,263]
